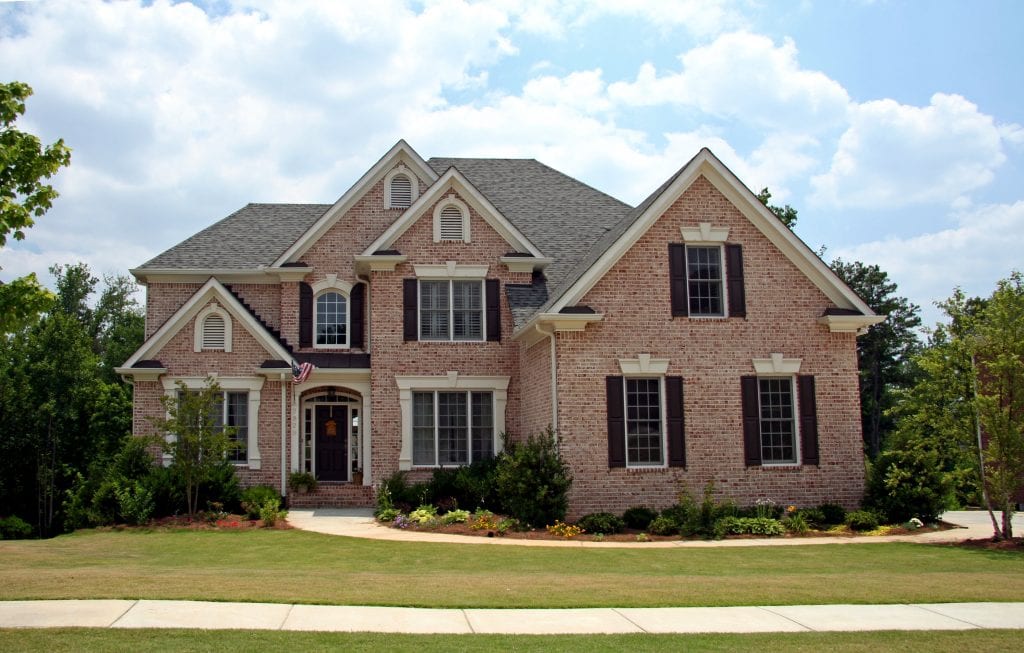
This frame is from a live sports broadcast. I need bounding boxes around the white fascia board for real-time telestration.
[120,277,292,369]
[273,140,437,267]
[500,256,552,273]
[353,254,408,273]
[360,168,544,258]
[547,148,876,317]
[132,267,312,285]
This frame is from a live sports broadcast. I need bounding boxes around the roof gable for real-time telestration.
[274,140,438,266]
[523,148,874,332]
[361,166,544,257]
[119,278,293,370]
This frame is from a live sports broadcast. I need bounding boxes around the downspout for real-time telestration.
[357,275,371,346]
[357,274,371,482]
[280,371,288,499]
[535,323,558,446]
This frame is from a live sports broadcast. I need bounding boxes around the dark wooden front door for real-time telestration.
[315,405,348,481]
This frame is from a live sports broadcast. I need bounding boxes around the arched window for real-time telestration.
[432,197,470,243]
[194,303,232,352]
[385,165,419,209]
[315,291,348,347]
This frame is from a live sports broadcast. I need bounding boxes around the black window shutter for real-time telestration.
[741,376,761,466]
[668,243,688,316]
[349,283,365,349]
[726,244,746,318]
[402,279,417,342]
[666,376,686,467]
[299,282,313,348]
[606,376,626,468]
[798,375,820,465]
[485,278,500,342]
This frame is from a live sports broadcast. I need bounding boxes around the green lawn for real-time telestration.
[0,529,1021,607]
[0,629,1021,652]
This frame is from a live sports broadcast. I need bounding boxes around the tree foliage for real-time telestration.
[831,258,922,457]
[0,81,72,333]
[756,187,798,229]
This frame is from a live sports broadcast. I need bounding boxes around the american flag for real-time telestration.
[292,361,314,384]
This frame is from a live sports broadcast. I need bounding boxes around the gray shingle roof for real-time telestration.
[427,158,633,328]
[139,204,329,269]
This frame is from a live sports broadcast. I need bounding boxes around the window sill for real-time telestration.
[624,465,669,473]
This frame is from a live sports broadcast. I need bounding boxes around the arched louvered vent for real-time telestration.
[202,314,226,350]
[438,204,465,241]
[389,174,413,208]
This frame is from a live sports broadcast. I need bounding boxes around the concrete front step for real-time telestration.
[288,482,375,509]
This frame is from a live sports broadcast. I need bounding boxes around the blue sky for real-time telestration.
[1,0,1022,326]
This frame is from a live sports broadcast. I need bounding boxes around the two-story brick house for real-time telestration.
[118,141,883,515]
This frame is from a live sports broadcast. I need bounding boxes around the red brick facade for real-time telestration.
[125,147,869,517]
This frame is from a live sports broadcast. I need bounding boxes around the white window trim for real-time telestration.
[161,376,264,469]
[756,375,802,467]
[684,243,728,319]
[312,274,352,350]
[414,262,489,278]
[396,373,509,470]
[432,196,471,243]
[620,373,668,469]
[384,164,419,209]
[417,278,486,342]
[193,302,232,352]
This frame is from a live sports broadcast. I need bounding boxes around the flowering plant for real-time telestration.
[393,514,410,529]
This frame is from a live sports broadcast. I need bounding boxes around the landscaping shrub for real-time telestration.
[817,503,847,526]
[195,460,242,514]
[441,509,470,524]
[376,507,401,522]
[622,506,657,530]
[408,504,438,525]
[797,507,827,528]
[577,512,625,535]
[258,497,286,527]
[493,428,572,527]
[865,447,953,523]
[376,471,428,514]
[781,511,810,534]
[426,457,500,512]
[715,516,785,537]
[845,509,880,532]
[113,479,154,525]
[668,482,737,537]
[0,515,33,539]
[647,514,679,536]
[241,486,280,520]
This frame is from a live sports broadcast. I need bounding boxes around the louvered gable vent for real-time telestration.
[389,174,413,208]
[202,314,226,350]
[439,205,464,241]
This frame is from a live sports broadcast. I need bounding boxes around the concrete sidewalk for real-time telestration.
[1,600,1023,634]
[286,509,1022,547]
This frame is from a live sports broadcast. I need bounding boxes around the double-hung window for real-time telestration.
[315,291,348,347]
[179,390,249,463]
[412,390,494,466]
[757,378,797,465]
[625,378,664,466]
[686,245,724,316]
[419,280,483,341]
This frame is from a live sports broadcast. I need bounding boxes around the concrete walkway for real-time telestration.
[1,600,1023,633]
[286,509,1023,548]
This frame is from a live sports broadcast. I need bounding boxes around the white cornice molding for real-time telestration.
[536,312,604,332]
[500,256,552,273]
[618,354,670,375]
[395,372,510,391]
[353,254,407,273]
[413,262,489,278]
[114,366,166,381]
[131,268,314,285]
[752,353,802,375]
[818,314,887,335]
[680,222,729,242]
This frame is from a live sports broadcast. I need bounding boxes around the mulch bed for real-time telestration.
[101,514,293,531]
[950,537,1024,551]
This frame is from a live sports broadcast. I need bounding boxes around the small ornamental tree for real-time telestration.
[151,378,238,516]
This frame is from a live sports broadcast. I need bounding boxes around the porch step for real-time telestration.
[288,482,375,509]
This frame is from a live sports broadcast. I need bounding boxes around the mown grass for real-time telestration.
[1,529,1021,607]
[0,628,1021,652]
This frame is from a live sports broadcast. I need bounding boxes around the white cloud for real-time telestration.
[832,201,1024,325]
[811,94,1010,209]
[608,32,851,133]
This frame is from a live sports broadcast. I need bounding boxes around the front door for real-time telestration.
[315,405,348,481]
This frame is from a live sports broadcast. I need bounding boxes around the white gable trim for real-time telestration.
[360,167,544,258]
[545,149,876,318]
[273,140,437,266]
[120,278,292,371]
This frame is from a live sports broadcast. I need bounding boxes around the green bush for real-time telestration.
[241,486,280,520]
[781,512,809,534]
[577,512,625,534]
[622,506,657,530]
[409,504,438,524]
[669,482,737,537]
[441,509,471,524]
[715,516,785,537]
[376,507,401,522]
[865,448,954,523]
[114,480,154,525]
[258,497,285,526]
[376,471,429,513]
[426,458,500,513]
[493,428,572,527]
[817,503,847,525]
[0,515,33,539]
[647,514,679,536]
[797,507,827,528]
[195,460,242,514]
[845,509,880,532]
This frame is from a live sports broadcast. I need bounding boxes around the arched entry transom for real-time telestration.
[301,388,362,482]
